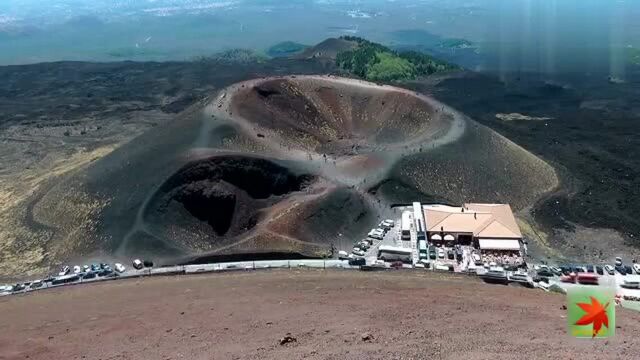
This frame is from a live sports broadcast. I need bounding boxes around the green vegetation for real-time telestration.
[267,41,309,58]
[107,47,164,58]
[437,38,474,49]
[366,52,415,82]
[336,36,458,82]
[193,49,268,64]
[627,47,640,66]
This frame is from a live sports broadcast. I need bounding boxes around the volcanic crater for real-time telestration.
[227,76,453,156]
[4,75,559,274]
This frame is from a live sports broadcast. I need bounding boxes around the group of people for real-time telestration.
[481,250,524,266]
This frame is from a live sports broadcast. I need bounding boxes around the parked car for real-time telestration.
[98,268,113,277]
[604,265,615,275]
[447,250,454,260]
[143,260,154,268]
[132,259,144,270]
[634,263,640,274]
[30,280,43,288]
[382,219,395,228]
[361,238,373,245]
[352,249,365,257]
[624,265,633,275]
[615,257,623,266]
[560,274,576,283]
[615,265,626,275]
[595,265,604,275]
[0,285,13,293]
[83,265,90,272]
[435,264,450,272]
[12,283,25,292]
[586,265,594,273]
[82,271,96,279]
[73,265,81,274]
[437,248,445,259]
[577,273,599,285]
[549,266,562,276]
[348,257,366,266]
[90,264,100,272]
[337,251,349,260]
[368,230,383,240]
[537,269,555,277]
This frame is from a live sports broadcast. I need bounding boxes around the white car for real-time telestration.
[61,266,70,275]
[633,263,640,274]
[383,219,395,227]
[73,266,81,274]
[437,248,445,259]
[83,265,90,272]
[132,259,144,270]
[114,263,126,273]
[352,249,365,256]
[604,265,615,275]
[435,264,449,271]
[367,231,383,240]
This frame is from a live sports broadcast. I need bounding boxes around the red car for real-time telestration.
[577,273,599,285]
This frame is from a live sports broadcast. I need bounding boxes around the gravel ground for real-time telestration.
[1,270,639,360]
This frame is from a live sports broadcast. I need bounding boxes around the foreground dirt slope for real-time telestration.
[1,270,638,360]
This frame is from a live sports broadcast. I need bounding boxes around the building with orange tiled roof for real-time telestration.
[423,203,522,252]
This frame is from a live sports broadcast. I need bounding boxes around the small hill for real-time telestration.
[266,41,309,58]
[294,38,357,60]
[335,36,459,82]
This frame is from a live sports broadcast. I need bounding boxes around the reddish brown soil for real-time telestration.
[1,270,639,360]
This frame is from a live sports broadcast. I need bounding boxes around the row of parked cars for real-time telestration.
[537,260,640,278]
[337,220,395,260]
[1,259,154,295]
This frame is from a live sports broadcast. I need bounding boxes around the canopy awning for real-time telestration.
[479,239,521,251]
[443,234,455,241]
[431,234,442,241]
